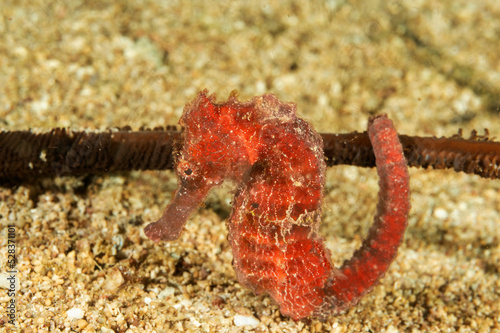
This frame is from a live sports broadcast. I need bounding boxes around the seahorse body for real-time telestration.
[144,90,410,320]
[225,95,334,320]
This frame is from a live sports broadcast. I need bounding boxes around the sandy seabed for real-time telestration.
[0,1,499,332]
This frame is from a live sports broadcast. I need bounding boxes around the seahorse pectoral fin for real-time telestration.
[144,183,211,243]
[322,115,411,314]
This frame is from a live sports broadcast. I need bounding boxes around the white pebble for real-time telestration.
[101,327,115,333]
[433,208,448,219]
[66,307,85,320]
[191,318,201,327]
[103,268,124,292]
[158,286,176,299]
[234,314,259,327]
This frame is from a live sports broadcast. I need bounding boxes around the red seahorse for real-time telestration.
[144,90,410,320]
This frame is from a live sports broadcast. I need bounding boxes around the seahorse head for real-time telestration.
[144,90,301,242]
[175,90,254,189]
[177,90,297,187]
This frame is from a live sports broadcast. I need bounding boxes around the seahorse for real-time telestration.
[144,90,411,320]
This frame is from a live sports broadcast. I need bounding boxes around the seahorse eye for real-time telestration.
[177,161,195,178]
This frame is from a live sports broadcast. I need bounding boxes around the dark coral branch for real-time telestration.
[323,130,500,179]
[1,127,500,181]
[0,127,181,181]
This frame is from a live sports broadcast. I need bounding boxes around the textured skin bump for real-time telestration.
[144,92,411,320]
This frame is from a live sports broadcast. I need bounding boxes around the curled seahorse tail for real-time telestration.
[317,115,411,317]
